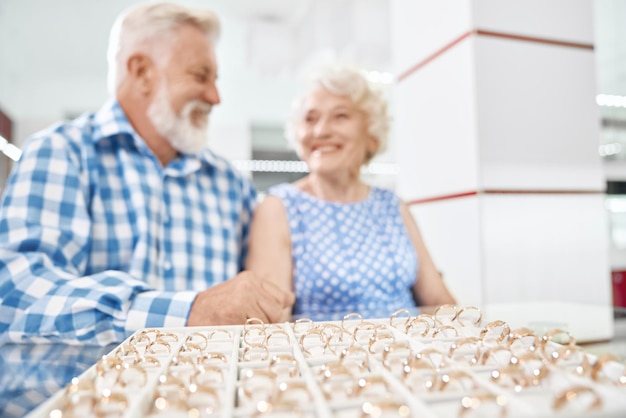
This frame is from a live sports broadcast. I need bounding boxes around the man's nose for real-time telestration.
[204,83,221,105]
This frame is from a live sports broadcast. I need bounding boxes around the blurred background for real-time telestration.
[1,0,626,320]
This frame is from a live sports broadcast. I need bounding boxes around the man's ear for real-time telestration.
[126,53,156,96]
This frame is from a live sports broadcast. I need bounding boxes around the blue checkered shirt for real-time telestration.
[0,99,257,346]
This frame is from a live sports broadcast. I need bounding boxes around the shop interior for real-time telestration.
[2,1,626,416]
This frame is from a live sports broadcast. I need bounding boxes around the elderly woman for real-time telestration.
[246,64,456,321]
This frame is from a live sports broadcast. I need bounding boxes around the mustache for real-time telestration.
[190,100,212,115]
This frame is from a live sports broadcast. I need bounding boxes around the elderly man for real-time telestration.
[0,2,293,346]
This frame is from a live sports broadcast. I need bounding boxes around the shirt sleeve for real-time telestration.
[0,131,197,346]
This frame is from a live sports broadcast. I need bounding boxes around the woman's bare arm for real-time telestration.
[245,196,294,322]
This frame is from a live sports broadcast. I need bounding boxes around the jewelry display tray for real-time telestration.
[27,308,626,418]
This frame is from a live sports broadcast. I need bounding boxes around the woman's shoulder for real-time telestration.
[267,182,297,199]
[370,186,401,202]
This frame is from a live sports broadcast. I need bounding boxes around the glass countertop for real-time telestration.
[0,342,115,417]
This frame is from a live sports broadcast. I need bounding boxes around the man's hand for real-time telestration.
[186,271,295,326]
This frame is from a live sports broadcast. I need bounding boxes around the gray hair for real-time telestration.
[285,64,391,156]
[106,1,220,95]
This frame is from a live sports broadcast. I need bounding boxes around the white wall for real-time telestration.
[0,0,302,161]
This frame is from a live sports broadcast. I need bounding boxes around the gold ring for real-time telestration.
[448,337,482,365]
[241,369,277,399]
[146,340,171,355]
[381,341,412,371]
[187,384,220,415]
[185,332,208,350]
[389,309,412,330]
[338,346,370,372]
[405,317,430,337]
[138,328,161,341]
[590,353,626,385]
[299,328,327,357]
[361,401,410,417]
[65,377,95,397]
[438,370,476,392]
[319,362,354,381]
[243,327,267,346]
[198,351,228,365]
[481,346,513,366]
[433,304,458,325]
[135,355,161,369]
[325,329,354,354]
[114,344,140,360]
[509,351,550,386]
[129,333,151,346]
[490,363,526,390]
[454,306,483,327]
[274,380,312,403]
[264,329,291,346]
[319,363,354,400]
[96,356,123,377]
[341,312,364,331]
[540,329,576,362]
[157,332,179,343]
[508,327,539,351]
[208,328,232,340]
[255,400,301,417]
[245,317,266,330]
[479,320,511,344]
[269,354,299,378]
[157,373,186,388]
[242,344,269,362]
[170,355,195,368]
[117,363,147,387]
[350,375,389,397]
[95,390,128,415]
[402,357,435,380]
[179,342,203,354]
[553,385,602,411]
[460,393,508,417]
[194,365,224,385]
[415,347,447,369]
[353,321,382,342]
[368,330,395,354]
[292,318,314,334]
[432,324,459,338]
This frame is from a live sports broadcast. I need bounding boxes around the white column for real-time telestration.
[391,0,611,317]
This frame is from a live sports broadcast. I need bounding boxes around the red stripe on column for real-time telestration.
[407,191,478,205]
[397,30,473,82]
[483,189,603,195]
[397,29,593,82]
[476,30,594,50]
[407,189,604,206]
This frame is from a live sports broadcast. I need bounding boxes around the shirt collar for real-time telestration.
[91,98,217,175]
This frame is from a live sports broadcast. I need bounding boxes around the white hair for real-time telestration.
[106,1,220,95]
[285,63,391,156]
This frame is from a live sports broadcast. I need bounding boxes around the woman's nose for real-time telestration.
[313,117,331,138]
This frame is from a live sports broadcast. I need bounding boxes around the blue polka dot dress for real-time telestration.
[268,183,419,321]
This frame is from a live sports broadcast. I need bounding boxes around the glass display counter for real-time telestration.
[13,305,626,418]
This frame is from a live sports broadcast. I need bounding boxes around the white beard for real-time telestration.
[147,81,212,154]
